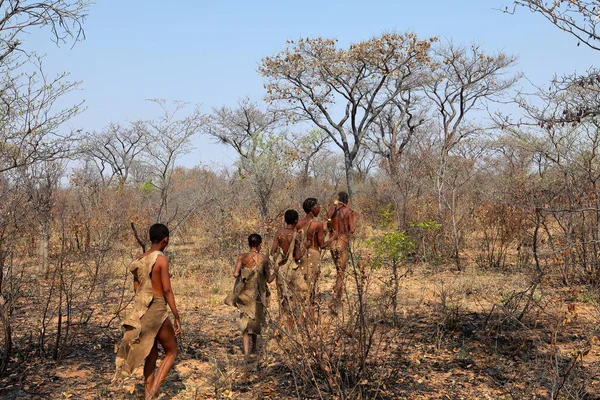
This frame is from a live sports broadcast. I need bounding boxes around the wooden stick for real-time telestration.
[131,222,146,253]
[333,200,361,214]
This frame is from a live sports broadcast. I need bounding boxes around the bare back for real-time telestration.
[271,228,302,262]
[328,205,355,242]
[239,251,267,272]
[150,253,169,296]
[296,216,324,250]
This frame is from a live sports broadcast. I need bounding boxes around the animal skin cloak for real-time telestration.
[297,220,321,302]
[235,253,268,334]
[275,232,307,306]
[115,251,168,378]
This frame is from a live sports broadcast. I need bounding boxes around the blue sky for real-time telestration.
[25,0,598,167]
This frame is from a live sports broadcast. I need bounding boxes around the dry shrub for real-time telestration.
[269,247,402,399]
[474,202,532,270]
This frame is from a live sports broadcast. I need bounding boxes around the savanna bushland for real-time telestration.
[1,1,600,399]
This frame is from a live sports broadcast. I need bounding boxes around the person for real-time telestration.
[296,198,325,306]
[228,233,274,360]
[271,209,306,328]
[115,223,181,399]
[325,191,356,312]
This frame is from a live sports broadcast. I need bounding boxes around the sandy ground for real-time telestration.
[2,243,600,399]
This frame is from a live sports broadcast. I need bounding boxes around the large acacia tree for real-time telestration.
[425,42,518,268]
[259,33,436,198]
[426,42,518,215]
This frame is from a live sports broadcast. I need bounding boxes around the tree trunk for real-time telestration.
[0,253,11,375]
[256,184,271,223]
[392,260,399,324]
[39,221,50,278]
[301,160,311,186]
[344,152,355,199]
[0,294,10,375]
[437,151,448,217]
[450,187,462,271]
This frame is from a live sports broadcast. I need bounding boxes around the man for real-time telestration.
[325,191,356,311]
[271,209,306,328]
[230,233,275,360]
[115,223,181,399]
[296,198,325,306]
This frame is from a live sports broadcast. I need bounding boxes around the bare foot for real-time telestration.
[145,377,155,399]
[145,388,157,400]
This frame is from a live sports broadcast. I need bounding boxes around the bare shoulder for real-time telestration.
[275,228,288,240]
[155,254,168,269]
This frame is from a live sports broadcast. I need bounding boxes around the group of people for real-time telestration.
[228,192,356,359]
[113,192,356,399]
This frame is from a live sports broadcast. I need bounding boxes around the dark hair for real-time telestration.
[338,191,349,204]
[149,223,169,244]
[302,198,318,214]
[284,209,299,225]
[248,233,262,248]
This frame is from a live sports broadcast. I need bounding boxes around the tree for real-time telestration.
[0,0,89,173]
[287,129,330,185]
[370,230,416,323]
[0,55,83,173]
[0,0,89,376]
[204,98,282,159]
[260,33,436,198]
[425,42,518,267]
[511,1,600,51]
[81,121,149,185]
[141,99,203,224]
[426,42,518,214]
[0,1,88,61]
[0,168,31,374]
[499,73,600,283]
[203,99,290,221]
[497,69,600,131]
[366,88,427,180]
[23,160,64,277]
[509,1,600,121]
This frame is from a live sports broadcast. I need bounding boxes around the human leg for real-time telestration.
[308,250,321,306]
[332,247,348,302]
[250,334,257,354]
[242,330,250,355]
[146,318,178,399]
[143,340,159,397]
[311,267,321,304]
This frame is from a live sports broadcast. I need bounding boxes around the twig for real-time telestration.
[130,222,146,252]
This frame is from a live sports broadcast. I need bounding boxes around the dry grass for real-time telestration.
[1,235,600,399]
